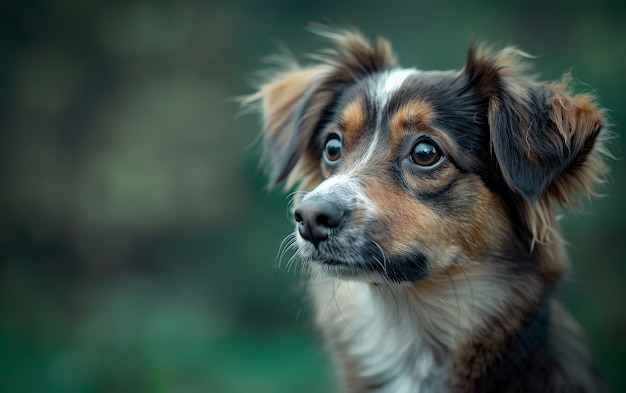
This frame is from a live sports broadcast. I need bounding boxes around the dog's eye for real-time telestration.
[411,141,442,167]
[323,135,343,164]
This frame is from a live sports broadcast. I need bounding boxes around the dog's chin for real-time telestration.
[295,236,386,281]
[307,258,391,283]
[296,238,430,283]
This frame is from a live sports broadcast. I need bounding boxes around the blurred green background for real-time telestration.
[1,0,625,392]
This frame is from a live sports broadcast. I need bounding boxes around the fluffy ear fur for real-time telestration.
[252,65,330,189]
[464,47,608,206]
[249,30,397,189]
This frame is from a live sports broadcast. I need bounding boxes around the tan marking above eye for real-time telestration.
[390,101,436,134]
[388,100,460,166]
[341,100,366,147]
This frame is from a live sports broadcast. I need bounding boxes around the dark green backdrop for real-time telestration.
[1,1,624,392]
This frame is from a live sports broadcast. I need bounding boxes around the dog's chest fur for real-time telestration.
[311,279,478,392]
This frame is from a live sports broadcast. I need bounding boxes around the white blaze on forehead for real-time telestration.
[376,68,420,109]
[350,68,419,170]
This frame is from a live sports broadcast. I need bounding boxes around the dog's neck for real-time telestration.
[311,265,550,392]
[313,279,452,392]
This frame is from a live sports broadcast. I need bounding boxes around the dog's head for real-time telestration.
[251,30,609,283]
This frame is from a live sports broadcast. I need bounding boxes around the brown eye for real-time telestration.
[411,141,442,167]
[323,136,342,164]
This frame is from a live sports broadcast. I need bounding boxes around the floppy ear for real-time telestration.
[464,47,607,205]
[253,66,330,188]
[250,30,397,189]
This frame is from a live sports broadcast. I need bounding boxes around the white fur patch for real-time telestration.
[302,174,376,214]
[312,280,450,392]
[305,174,352,197]
[349,68,418,171]
[310,271,512,392]
[375,68,419,109]
[345,283,449,393]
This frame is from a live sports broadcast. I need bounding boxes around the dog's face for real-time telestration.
[290,69,511,282]
[252,31,606,284]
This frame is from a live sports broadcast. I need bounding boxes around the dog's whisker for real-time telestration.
[372,240,389,276]
[444,268,463,331]
[285,253,298,274]
[287,190,308,206]
[456,261,475,327]
[276,233,296,266]
[331,276,355,331]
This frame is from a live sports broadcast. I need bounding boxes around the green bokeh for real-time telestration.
[1,1,624,392]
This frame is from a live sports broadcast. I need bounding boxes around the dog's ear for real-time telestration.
[464,46,607,205]
[250,30,396,189]
[252,65,330,189]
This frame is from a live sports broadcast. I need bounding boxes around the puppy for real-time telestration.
[249,29,611,392]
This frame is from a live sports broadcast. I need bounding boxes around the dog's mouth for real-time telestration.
[300,247,362,269]
[296,236,429,283]
[297,237,379,274]
[319,258,343,266]
[308,256,387,282]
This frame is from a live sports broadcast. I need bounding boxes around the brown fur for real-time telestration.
[341,100,367,145]
[389,100,437,136]
[250,28,612,393]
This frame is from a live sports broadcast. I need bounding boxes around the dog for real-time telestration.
[248,29,612,392]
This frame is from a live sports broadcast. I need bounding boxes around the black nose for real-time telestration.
[294,198,346,247]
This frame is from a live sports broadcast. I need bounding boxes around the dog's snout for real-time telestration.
[294,199,346,246]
